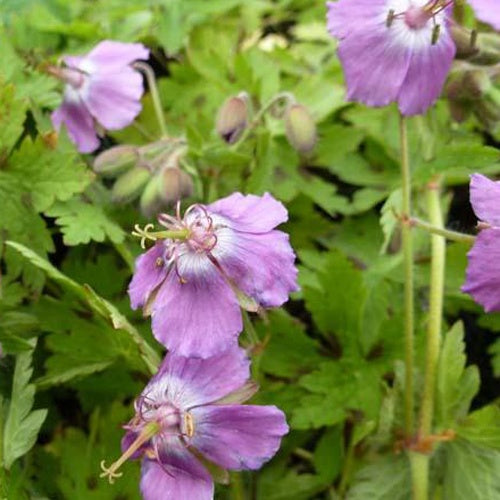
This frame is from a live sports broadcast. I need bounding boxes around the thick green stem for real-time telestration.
[134,62,168,137]
[400,115,415,435]
[410,179,446,500]
[409,452,429,500]
[419,180,446,437]
[230,472,244,500]
[410,217,475,244]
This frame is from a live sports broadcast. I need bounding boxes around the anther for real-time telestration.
[386,9,395,27]
[431,24,441,45]
[184,412,195,438]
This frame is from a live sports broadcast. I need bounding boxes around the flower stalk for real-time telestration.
[134,62,168,138]
[410,217,475,243]
[400,115,415,435]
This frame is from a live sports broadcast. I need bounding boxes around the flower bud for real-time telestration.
[284,103,317,154]
[160,168,194,204]
[216,94,249,144]
[111,167,151,203]
[140,175,163,218]
[450,25,479,60]
[94,145,138,177]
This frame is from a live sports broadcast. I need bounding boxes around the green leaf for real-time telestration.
[436,322,480,428]
[346,455,411,500]
[379,189,402,254]
[303,250,365,349]
[313,427,343,482]
[443,440,500,499]
[7,134,93,212]
[258,310,323,378]
[0,84,27,155]
[46,198,125,245]
[292,360,382,429]
[3,347,48,469]
[414,144,500,183]
[457,405,500,450]
[6,241,160,373]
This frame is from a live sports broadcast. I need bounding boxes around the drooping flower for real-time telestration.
[326,0,456,115]
[129,192,299,358]
[50,40,149,153]
[462,174,500,311]
[100,347,289,500]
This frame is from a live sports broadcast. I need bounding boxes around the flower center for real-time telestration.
[404,5,433,30]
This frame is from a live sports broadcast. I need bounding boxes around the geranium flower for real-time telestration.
[462,174,500,311]
[100,347,289,499]
[129,192,298,358]
[326,0,456,115]
[50,40,149,153]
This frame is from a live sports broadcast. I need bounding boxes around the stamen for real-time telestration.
[183,412,195,438]
[432,24,441,45]
[386,9,395,27]
[100,422,161,484]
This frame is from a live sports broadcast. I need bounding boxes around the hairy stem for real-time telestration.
[134,62,168,137]
[419,179,446,437]
[410,217,475,243]
[400,115,415,435]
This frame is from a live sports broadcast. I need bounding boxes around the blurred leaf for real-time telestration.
[3,346,48,469]
[457,405,500,450]
[436,322,480,428]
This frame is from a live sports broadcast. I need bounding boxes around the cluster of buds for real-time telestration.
[447,26,500,132]
[216,91,317,154]
[93,138,194,216]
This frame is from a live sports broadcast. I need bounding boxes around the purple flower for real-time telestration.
[100,347,289,499]
[462,174,500,311]
[326,0,456,115]
[129,192,299,358]
[467,0,500,30]
[50,41,149,153]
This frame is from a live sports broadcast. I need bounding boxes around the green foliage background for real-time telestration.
[0,0,499,499]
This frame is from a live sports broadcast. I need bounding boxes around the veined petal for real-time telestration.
[128,242,168,311]
[216,229,299,308]
[398,21,455,115]
[140,441,213,500]
[85,68,145,130]
[462,229,500,312]
[82,40,149,72]
[51,95,99,153]
[151,256,242,358]
[190,405,289,470]
[208,192,288,233]
[469,174,500,227]
[144,346,250,410]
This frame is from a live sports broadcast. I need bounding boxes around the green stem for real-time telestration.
[338,429,355,498]
[230,472,244,500]
[409,452,429,500]
[134,62,168,137]
[242,310,260,346]
[231,92,296,149]
[410,217,475,243]
[400,115,415,435]
[419,180,446,437]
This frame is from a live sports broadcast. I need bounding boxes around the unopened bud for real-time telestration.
[216,94,249,144]
[284,104,317,154]
[111,167,150,203]
[160,168,194,204]
[94,145,138,177]
[451,25,479,59]
[140,175,163,218]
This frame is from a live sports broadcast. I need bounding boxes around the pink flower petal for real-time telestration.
[149,346,250,409]
[469,174,500,227]
[190,405,289,470]
[51,97,99,153]
[208,192,288,233]
[84,40,149,71]
[462,229,500,312]
[151,258,242,358]
[467,0,500,30]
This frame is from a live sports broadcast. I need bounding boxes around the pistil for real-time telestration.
[100,421,161,484]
